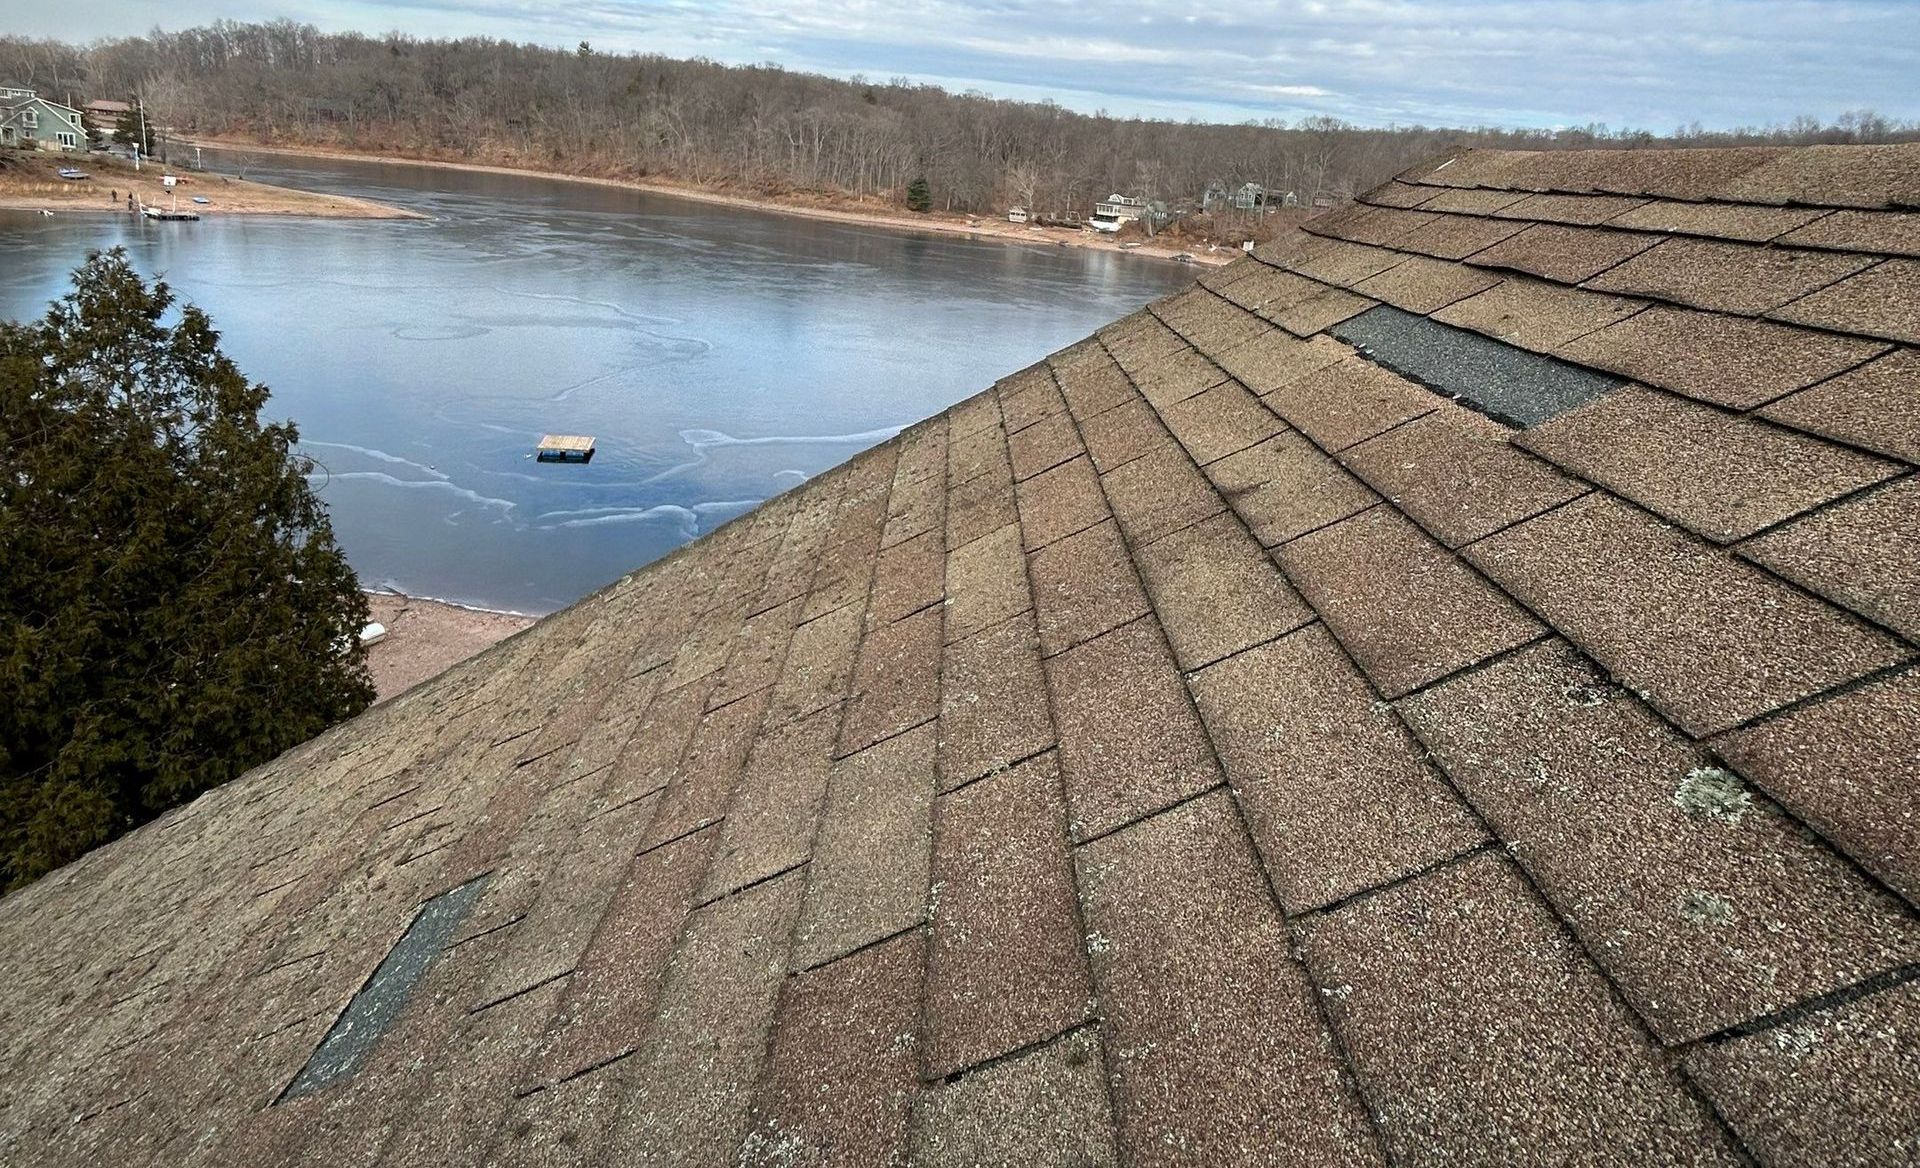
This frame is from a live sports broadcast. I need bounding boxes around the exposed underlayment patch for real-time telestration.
[277,874,490,1103]
[1332,305,1624,427]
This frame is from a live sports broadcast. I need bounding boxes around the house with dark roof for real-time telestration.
[2,141,1918,1167]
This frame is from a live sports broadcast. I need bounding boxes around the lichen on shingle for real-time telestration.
[1672,766,1753,824]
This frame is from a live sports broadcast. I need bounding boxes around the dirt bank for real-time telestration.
[0,149,420,218]
[363,592,537,702]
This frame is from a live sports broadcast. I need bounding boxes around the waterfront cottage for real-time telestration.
[0,86,88,151]
[5,142,1920,1167]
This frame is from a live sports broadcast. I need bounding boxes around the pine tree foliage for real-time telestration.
[0,250,373,890]
[906,175,931,213]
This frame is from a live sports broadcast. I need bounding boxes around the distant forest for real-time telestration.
[4,20,1918,217]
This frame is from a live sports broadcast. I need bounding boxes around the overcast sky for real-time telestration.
[22,0,1920,131]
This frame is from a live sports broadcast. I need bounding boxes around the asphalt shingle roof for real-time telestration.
[5,141,1920,1167]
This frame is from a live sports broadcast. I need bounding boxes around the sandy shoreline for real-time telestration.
[188,137,1234,266]
[363,591,537,702]
[0,150,421,219]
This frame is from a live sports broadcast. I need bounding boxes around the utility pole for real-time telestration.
[136,96,148,170]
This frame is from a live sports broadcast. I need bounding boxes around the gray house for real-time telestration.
[0,86,88,151]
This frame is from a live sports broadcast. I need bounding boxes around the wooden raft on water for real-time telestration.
[535,434,596,464]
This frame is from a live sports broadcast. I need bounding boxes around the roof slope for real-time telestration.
[5,142,1920,1167]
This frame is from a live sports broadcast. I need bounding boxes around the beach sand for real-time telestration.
[363,592,536,702]
[185,137,1238,265]
[0,150,420,219]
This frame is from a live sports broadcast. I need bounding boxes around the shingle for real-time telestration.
[1340,407,1586,548]
[881,471,944,551]
[1717,667,1920,907]
[795,724,935,969]
[1156,379,1283,465]
[1414,187,1535,215]
[1719,142,1920,209]
[1466,493,1912,736]
[1430,275,1647,352]
[739,930,922,1168]
[1777,208,1920,257]
[937,609,1055,791]
[1489,191,1652,225]
[1128,345,1230,409]
[643,686,770,848]
[1007,411,1083,482]
[1402,639,1920,1043]
[945,467,1016,549]
[1393,211,1533,260]
[924,754,1090,1077]
[1103,316,1187,376]
[946,422,1012,488]
[1361,180,1441,208]
[1266,286,1376,336]
[1758,348,1920,463]
[838,605,941,755]
[1771,258,1920,344]
[1154,291,1269,354]
[487,1054,627,1166]
[1076,791,1385,1167]
[1080,396,1170,473]
[1131,512,1313,671]
[1053,350,1135,420]
[1557,304,1890,409]
[1586,237,1877,315]
[999,367,1068,434]
[524,818,710,1087]
[1099,445,1228,546]
[1687,979,1920,1168]
[908,1028,1118,1168]
[1352,253,1503,313]
[1189,625,1485,911]
[1516,383,1902,541]
[1466,223,1660,283]
[1045,616,1221,840]
[868,529,944,629]
[605,674,710,802]
[766,605,861,726]
[1289,237,1408,285]
[943,522,1030,643]
[1314,204,1441,247]
[700,701,840,901]
[606,870,802,1166]
[1279,505,1544,697]
[1299,852,1739,1167]
[1014,454,1110,551]
[1739,477,1920,640]
[1218,263,1324,314]
[947,390,1002,439]
[1212,329,1353,395]
[1608,200,1829,243]
[1263,356,1440,451]
[1028,519,1151,658]
[1206,430,1379,546]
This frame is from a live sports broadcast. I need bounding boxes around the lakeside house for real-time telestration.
[1092,191,1147,222]
[84,98,132,128]
[0,86,87,151]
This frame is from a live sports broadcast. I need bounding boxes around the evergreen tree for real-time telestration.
[906,175,932,213]
[112,104,154,156]
[0,250,374,890]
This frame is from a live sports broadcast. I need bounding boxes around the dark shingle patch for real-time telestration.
[279,874,489,1102]
[1332,304,1624,427]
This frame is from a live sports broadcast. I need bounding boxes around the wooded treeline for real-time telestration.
[3,20,1917,216]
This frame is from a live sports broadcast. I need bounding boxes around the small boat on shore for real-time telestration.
[57,168,89,181]
[143,205,200,221]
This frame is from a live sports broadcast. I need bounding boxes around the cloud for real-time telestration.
[23,0,1920,130]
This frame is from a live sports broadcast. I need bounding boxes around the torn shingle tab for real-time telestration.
[1331,304,1624,426]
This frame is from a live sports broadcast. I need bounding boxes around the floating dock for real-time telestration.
[536,434,596,464]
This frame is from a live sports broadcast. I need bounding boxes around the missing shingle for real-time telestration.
[276,874,490,1103]
[1331,305,1624,427]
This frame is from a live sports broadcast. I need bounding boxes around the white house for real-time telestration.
[1007,206,1029,224]
[0,86,87,151]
